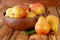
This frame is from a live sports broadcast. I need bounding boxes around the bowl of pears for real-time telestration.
[2,3,45,30]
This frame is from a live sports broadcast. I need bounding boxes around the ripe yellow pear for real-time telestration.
[26,12,36,18]
[6,5,26,18]
[35,16,50,35]
[46,15,59,32]
[29,3,45,15]
[5,8,14,18]
[12,5,26,18]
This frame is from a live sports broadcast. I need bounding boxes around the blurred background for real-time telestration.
[0,0,60,7]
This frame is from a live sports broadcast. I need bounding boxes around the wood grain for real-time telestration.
[56,7,60,17]
[48,33,57,40]
[0,5,7,28]
[56,7,60,40]
[0,25,13,40]
[47,7,58,16]
[29,33,47,40]
[56,7,60,31]
[9,31,28,40]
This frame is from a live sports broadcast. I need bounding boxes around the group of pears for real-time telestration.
[5,3,59,35]
[5,3,45,18]
[35,15,59,35]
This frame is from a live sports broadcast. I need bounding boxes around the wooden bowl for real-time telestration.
[2,13,40,30]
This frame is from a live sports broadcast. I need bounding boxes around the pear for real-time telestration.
[26,12,36,18]
[29,3,45,15]
[46,15,59,32]
[5,8,14,18]
[35,16,50,35]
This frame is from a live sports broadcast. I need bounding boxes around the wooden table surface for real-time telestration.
[0,7,60,40]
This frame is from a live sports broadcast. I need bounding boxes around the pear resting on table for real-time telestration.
[35,15,59,35]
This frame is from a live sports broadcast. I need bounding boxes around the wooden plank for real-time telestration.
[47,7,58,16]
[48,33,57,40]
[56,7,60,27]
[9,31,28,40]
[0,17,3,28]
[56,7,60,17]
[0,4,8,28]
[56,7,60,30]
[29,33,47,40]
[47,7,59,40]
[0,25,13,40]
[56,31,60,40]
[56,7,60,40]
